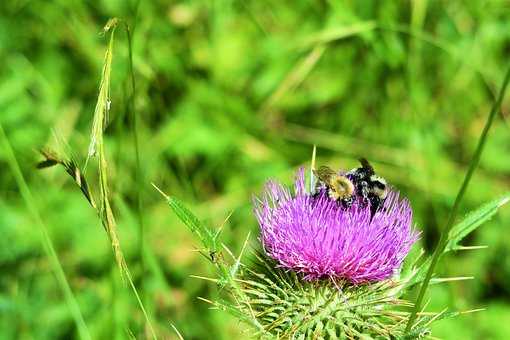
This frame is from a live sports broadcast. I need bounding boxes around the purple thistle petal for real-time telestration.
[254,167,419,284]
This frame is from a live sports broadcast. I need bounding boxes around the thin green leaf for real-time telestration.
[406,63,510,332]
[446,193,510,251]
[153,184,217,251]
[405,194,509,289]
[0,125,92,340]
[300,21,377,47]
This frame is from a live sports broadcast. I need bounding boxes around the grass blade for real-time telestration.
[405,64,510,332]
[93,19,157,339]
[0,124,91,340]
[86,18,117,164]
[300,21,377,47]
[41,18,158,339]
[124,18,147,301]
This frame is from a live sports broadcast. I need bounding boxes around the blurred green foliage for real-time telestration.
[1,1,510,339]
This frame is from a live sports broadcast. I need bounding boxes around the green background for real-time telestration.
[1,1,510,339]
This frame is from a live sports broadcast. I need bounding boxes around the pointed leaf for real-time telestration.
[447,193,510,251]
[405,194,510,289]
[165,195,217,251]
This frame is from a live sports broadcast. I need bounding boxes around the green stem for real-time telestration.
[405,65,510,332]
[0,124,91,340]
[95,19,157,339]
[125,20,146,299]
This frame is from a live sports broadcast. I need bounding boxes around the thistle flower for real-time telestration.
[254,168,419,283]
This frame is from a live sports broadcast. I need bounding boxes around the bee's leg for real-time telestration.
[369,205,377,219]
[357,181,370,203]
[368,195,382,219]
[311,181,321,196]
[361,181,369,196]
[311,182,324,198]
[341,196,354,209]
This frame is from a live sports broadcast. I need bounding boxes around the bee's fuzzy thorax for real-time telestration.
[330,176,354,199]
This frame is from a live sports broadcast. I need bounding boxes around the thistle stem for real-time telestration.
[405,65,510,332]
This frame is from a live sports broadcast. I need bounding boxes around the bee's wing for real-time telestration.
[313,165,336,183]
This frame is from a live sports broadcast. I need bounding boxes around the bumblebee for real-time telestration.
[313,165,355,206]
[346,158,388,215]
